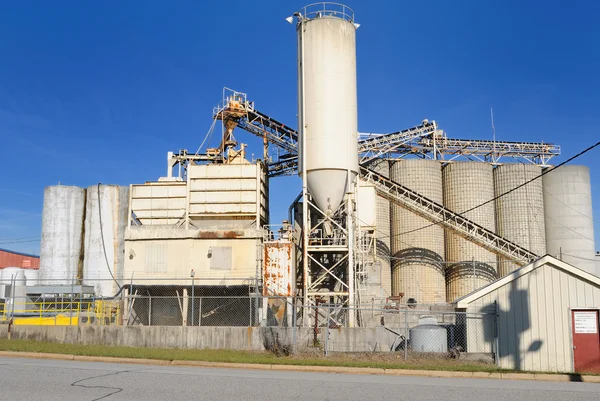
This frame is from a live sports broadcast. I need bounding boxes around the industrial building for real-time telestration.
[7,3,597,369]
[0,249,39,270]
[455,255,600,373]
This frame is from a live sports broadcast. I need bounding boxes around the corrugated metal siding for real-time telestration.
[0,249,40,269]
[465,263,600,372]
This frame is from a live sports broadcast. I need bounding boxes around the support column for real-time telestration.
[182,288,189,326]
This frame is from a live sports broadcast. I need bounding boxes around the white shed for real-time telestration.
[454,255,600,373]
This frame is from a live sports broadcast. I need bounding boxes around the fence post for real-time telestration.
[198,297,202,327]
[191,270,195,326]
[404,307,408,361]
[325,304,331,357]
[292,300,297,354]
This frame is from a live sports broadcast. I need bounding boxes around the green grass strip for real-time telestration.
[0,338,514,373]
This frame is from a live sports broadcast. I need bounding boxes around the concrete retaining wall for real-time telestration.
[0,325,403,353]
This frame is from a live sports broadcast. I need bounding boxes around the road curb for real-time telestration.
[0,351,598,382]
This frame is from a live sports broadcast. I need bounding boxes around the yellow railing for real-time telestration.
[0,300,121,326]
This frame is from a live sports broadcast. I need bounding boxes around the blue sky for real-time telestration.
[0,0,598,255]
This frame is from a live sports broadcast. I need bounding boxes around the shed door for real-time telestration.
[572,309,600,373]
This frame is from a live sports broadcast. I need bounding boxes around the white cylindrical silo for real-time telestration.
[39,186,86,285]
[83,184,129,297]
[297,5,359,214]
[443,162,498,301]
[390,159,446,304]
[494,164,546,276]
[364,158,391,297]
[543,166,597,276]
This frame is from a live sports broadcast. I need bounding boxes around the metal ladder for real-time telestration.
[359,166,538,265]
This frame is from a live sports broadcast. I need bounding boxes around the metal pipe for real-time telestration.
[347,196,355,327]
[299,14,310,326]
[288,191,302,224]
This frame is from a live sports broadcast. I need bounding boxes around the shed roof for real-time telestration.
[453,255,600,308]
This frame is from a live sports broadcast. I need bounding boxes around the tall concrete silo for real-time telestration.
[494,164,546,276]
[364,158,391,297]
[39,186,85,285]
[390,159,446,304]
[297,5,359,214]
[443,162,498,301]
[83,184,129,297]
[543,166,597,276]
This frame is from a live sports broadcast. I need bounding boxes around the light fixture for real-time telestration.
[285,16,294,24]
[353,23,361,29]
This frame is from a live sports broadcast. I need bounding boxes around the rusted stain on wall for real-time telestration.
[198,231,242,239]
[263,241,293,297]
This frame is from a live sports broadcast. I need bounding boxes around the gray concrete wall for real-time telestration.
[0,325,407,353]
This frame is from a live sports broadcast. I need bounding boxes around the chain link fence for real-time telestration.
[0,277,497,362]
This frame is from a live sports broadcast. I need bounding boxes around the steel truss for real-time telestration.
[299,189,358,327]
[210,90,560,176]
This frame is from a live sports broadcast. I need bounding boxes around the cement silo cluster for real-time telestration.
[39,184,129,296]
[381,160,597,303]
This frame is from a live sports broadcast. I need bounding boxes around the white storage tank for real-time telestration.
[297,4,359,214]
[443,162,498,301]
[39,186,86,285]
[410,325,448,353]
[0,267,25,285]
[543,166,597,276]
[494,164,546,276]
[83,184,129,297]
[390,159,446,304]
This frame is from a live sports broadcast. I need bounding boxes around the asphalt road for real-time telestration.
[0,357,598,401]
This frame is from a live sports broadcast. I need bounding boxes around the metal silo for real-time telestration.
[297,4,359,214]
[494,164,546,276]
[364,158,391,297]
[83,184,129,297]
[39,186,85,285]
[543,166,597,276]
[390,159,446,304]
[443,162,498,301]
